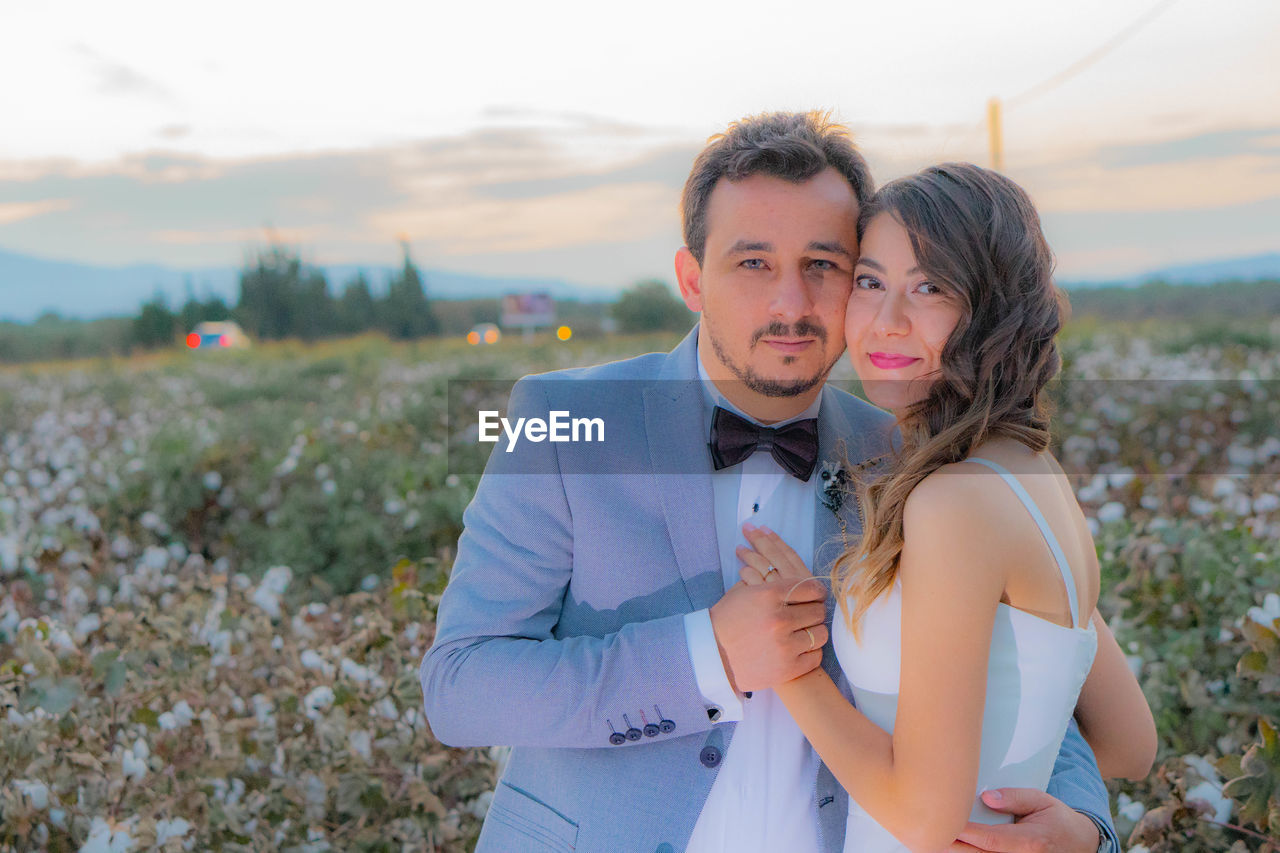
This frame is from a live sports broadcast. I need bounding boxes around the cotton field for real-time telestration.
[1,329,1278,851]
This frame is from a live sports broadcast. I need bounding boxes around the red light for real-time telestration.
[219,335,229,347]
[186,333,200,349]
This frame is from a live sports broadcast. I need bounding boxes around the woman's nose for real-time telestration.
[874,292,910,336]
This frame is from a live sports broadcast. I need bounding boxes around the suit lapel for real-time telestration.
[813,384,898,686]
[813,385,864,582]
[644,330,723,611]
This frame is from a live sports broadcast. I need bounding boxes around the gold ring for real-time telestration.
[804,627,816,651]
[764,566,779,579]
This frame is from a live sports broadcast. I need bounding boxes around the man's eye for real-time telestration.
[810,259,837,272]
[741,258,767,270]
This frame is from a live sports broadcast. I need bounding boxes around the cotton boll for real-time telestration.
[121,749,147,782]
[1254,493,1280,513]
[1185,781,1232,823]
[348,729,372,761]
[304,686,335,719]
[14,779,49,810]
[1247,593,1280,629]
[1097,502,1125,524]
[155,818,192,845]
[300,649,336,679]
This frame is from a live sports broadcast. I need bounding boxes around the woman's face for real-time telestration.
[845,212,964,414]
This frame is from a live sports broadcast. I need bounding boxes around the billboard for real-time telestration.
[500,292,555,328]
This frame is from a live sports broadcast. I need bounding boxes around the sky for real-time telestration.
[0,0,1277,295]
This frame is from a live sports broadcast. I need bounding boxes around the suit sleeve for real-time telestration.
[1047,719,1121,851]
[420,377,718,748]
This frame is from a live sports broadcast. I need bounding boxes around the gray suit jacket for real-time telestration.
[421,327,1119,853]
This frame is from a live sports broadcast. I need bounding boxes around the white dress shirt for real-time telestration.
[683,350,823,853]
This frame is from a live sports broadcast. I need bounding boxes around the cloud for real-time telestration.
[72,43,176,103]
[0,118,1277,287]
[0,199,74,225]
[372,182,675,256]
[474,145,696,200]
[150,225,329,246]
[1096,126,1280,169]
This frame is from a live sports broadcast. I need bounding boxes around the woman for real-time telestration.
[738,163,1157,853]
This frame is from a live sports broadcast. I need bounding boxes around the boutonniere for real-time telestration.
[818,461,850,513]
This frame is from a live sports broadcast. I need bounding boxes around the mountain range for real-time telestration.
[1,246,1278,323]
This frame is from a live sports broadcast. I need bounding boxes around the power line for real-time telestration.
[1006,0,1180,108]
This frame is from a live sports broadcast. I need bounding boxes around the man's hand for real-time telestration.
[708,577,827,695]
[947,788,1101,853]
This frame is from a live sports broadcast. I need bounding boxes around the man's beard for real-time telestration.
[705,317,841,398]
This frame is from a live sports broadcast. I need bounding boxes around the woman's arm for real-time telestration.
[746,472,1006,853]
[1074,609,1158,780]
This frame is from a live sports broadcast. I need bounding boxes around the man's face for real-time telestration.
[676,167,859,419]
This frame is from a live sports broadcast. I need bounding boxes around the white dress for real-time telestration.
[832,456,1099,853]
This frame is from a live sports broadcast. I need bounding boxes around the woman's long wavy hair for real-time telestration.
[833,163,1068,639]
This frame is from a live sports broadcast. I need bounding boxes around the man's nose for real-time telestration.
[769,267,814,321]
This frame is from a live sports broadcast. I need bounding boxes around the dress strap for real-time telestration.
[964,456,1081,629]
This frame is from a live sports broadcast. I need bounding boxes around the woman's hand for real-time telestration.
[735,522,830,669]
[737,523,821,595]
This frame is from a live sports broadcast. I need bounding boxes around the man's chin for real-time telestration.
[741,371,829,399]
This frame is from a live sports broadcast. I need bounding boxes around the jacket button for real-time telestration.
[699,746,722,768]
[706,707,721,722]
[643,723,660,737]
[659,719,676,733]
[609,732,626,745]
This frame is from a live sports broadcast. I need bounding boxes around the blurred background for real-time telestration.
[0,0,1277,354]
[2,3,1279,851]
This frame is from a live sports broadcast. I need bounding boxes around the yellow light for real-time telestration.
[557,325,572,341]
[484,328,499,344]
[467,331,480,345]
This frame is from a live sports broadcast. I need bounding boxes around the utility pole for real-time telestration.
[986,97,1004,172]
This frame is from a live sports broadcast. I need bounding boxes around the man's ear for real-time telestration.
[674,247,704,312]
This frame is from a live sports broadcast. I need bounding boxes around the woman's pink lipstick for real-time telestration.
[868,352,921,369]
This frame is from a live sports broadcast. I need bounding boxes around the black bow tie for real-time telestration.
[709,406,820,482]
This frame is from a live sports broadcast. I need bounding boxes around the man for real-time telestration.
[421,111,1120,853]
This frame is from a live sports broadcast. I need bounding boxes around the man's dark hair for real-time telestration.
[680,110,874,263]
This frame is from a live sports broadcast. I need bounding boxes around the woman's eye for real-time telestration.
[917,281,942,295]
[854,274,880,290]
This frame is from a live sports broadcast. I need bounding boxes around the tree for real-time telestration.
[294,269,337,341]
[379,240,440,339]
[337,273,377,335]
[611,279,693,333]
[234,245,335,341]
[133,293,177,349]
